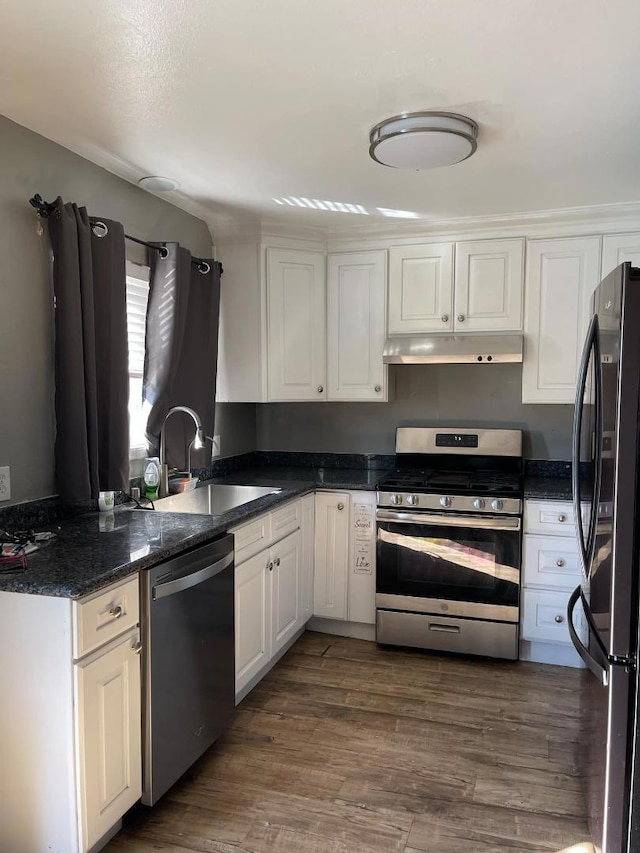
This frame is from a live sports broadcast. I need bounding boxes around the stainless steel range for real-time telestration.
[376,427,523,660]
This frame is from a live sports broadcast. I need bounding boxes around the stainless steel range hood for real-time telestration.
[382,335,523,364]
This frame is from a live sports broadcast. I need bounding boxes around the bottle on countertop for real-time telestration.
[143,457,161,500]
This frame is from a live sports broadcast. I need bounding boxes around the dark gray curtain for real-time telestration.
[47,198,129,499]
[143,243,221,469]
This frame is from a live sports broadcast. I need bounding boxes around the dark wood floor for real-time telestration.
[107,632,594,853]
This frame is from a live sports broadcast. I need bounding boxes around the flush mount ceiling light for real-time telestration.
[369,111,478,169]
[138,175,180,192]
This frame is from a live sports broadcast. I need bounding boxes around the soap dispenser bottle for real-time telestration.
[143,457,161,500]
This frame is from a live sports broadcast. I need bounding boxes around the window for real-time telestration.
[125,262,151,457]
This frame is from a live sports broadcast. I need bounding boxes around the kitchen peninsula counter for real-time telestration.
[0,466,384,599]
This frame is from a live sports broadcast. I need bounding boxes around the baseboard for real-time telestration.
[519,639,585,668]
[235,626,306,703]
[89,819,122,853]
[306,617,376,641]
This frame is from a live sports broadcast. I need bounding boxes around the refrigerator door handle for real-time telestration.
[572,313,603,579]
[567,585,609,686]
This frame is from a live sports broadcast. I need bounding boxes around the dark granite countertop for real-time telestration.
[212,466,384,492]
[2,456,579,599]
[0,467,385,599]
[524,476,573,501]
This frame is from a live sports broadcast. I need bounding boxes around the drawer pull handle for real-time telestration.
[317,385,324,394]
[556,558,566,567]
[558,514,567,522]
[131,640,143,654]
[457,314,465,323]
[375,385,382,393]
[429,623,460,634]
[109,605,123,619]
[337,502,345,511]
[441,314,449,323]
[274,557,281,567]
[555,614,564,624]
[267,560,273,572]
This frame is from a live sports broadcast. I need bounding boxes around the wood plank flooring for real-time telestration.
[106,632,594,853]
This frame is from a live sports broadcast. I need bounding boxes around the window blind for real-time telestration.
[126,275,150,378]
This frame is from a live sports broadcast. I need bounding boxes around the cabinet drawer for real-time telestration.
[271,499,302,543]
[231,513,272,565]
[523,534,582,590]
[522,588,584,645]
[524,500,586,536]
[73,576,139,659]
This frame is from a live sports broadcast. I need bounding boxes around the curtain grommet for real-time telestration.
[197,261,211,275]
[91,221,109,238]
[159,246,169,259]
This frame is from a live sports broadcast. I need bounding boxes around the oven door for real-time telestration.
[376,510,521,622]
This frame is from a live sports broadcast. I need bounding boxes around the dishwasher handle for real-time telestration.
[152,550,233,600]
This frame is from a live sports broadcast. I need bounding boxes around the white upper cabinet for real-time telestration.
[454,239,524,332]
[522,236,601,404]
[601,233,640,278]
[388,243,454,333]
[267,248,327,401]
[327,251,387,401]
[388,239,524,335]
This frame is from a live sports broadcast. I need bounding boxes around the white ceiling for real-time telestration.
[2,0,640,237]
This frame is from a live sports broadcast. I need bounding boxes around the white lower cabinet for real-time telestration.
[76,629,142,851]
[235,548,272,690]
[312,490,377,629]
[313,491,350,619]
[232,498,312,699]
[0,576,142,853]
[301,494,315,622]
[271,529,302,655]
[521,499,585,666]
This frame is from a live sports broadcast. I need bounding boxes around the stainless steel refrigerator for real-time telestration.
[568,262,640,853]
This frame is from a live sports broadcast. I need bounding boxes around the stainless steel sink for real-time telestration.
[152,484,282,515]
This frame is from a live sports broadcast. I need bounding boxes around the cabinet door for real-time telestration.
[388,243,453,333]
[522,237,601,403]
[327,251,387,401]
[454,239,524,332]
[235,550,271,694]
[301,493,315,623]
[75,630,142,852]
[313,492,350,620]
[267,248,327,401]
[271,530,303,656]
[601,233,640,278]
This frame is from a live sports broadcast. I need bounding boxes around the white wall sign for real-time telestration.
[353,502,374,574]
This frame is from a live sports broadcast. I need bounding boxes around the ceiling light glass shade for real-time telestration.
[369,112,478,169]
[138,175,180,192]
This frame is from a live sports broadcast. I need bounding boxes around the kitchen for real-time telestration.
[1,2,640,852]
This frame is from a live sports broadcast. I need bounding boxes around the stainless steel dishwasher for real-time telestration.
[140,533,235,805]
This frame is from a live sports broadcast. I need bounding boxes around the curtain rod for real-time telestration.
[29,194,222,275]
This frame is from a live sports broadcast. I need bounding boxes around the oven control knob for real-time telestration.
[390,494,403,505]
[440,496,452,508]
[473,498,486,510]
[406,495,419,506]
[491,499,504,511]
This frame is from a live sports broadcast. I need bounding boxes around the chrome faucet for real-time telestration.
[158,406,205,497]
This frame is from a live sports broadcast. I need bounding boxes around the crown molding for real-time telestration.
[209,199,640,251]
[324,200,640,250]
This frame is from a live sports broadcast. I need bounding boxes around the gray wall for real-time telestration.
[257,364,574,460]
[0,115,255,504]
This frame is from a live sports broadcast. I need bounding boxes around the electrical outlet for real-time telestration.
[0,466,11,502]
[212,435,221,458]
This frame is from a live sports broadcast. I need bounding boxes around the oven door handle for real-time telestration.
[376,509,521,532]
